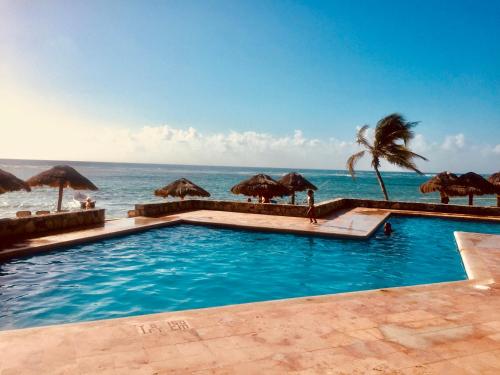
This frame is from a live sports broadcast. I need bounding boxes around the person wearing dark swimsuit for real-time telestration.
[307,189,318,224]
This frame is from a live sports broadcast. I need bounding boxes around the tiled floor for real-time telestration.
[179,207,390,238]
[1,212,500,374]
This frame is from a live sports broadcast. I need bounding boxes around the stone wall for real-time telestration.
[134,198,349,218]
[201,200,310,217]
[135,198,500,218]
[135,200,308,217]
[135,200,199,217]
[0,209,105,241]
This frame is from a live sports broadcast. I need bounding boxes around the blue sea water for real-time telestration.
[1,216,499,330]
[0,159,497,219]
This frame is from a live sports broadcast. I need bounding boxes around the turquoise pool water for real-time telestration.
[1,216,499,329]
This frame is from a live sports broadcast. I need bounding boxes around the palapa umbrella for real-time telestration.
[154,178,210,200]
[444,172,495,206]
[230,174,290,203]
[419,171,458,204]
[26,165,98,211]
[0,168,31,194]
[278,172,317,205]
[488,172,500,207]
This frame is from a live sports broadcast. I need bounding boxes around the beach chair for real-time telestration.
[16,210,32,218]
[35,211,51,215]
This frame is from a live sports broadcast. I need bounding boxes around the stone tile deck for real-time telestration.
[1,211,500,374]
[179,207,390,238]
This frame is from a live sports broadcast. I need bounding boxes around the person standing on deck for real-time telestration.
[307,189,318,224]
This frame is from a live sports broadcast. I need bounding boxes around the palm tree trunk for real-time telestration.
[374,166,389,201]
[57,181,64,212]
[468,193,473,206]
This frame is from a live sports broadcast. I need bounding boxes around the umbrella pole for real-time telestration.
[439,191,445,204]
[468,193,473,206]
[291,192,295,205]
[57,181,64,212]
[497,194,500,207]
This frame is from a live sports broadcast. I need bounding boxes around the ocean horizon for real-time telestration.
[1,158,497,219]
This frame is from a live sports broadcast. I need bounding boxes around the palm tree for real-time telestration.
[346,113,427,201]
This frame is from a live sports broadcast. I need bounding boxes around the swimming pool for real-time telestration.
[1,215,499,330]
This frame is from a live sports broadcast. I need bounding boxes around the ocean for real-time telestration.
[0,159,496,219]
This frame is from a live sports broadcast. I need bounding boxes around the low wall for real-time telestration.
[135,198,500,218]
[344,199,500,216]
[201,200,309,217]
[135,200,199,217]
[134,198,349,218]
[135,200,309,217]
[0,209,105,241]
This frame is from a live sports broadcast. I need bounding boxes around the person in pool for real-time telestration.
[307,189,318,224]
[383,222,393,235]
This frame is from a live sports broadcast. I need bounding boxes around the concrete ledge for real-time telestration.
[454,231,500,284]
[0,209,105,241]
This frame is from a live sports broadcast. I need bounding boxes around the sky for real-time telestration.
[0,0,499,172]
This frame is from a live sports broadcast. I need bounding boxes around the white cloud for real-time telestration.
[1,82,499,172]
[74,125,360,168]
[442,133,465,150]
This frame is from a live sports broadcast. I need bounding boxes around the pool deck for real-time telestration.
[1,210,500,374]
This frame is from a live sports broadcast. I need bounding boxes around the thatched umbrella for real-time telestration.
[0,168,31,194]
[230,174,290,203]
[419,171,458,204]
[278,172,317,205]
[26,165,98,211]
[154,178,210,200]
[445,172,495,206]
[488,172,500,207]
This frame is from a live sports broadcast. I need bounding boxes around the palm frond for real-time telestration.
[365,114,428,174]
[346,113,427,187]
[384,154,423,174]
[355,125,372,150]
[383,144,428,161]
[374,113,419,148]
[346,150,365,178]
